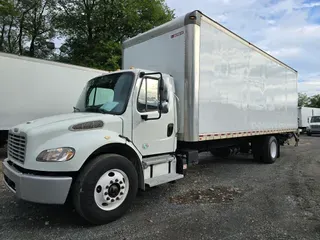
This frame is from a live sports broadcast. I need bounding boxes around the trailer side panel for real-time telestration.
[0,53,107,130]
[198,16,298,139]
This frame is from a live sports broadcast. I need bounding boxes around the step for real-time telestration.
[142,154,175,167]
[145,173,184,187]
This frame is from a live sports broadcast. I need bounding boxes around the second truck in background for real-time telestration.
[298,106,320,133]
[0,52,108,148]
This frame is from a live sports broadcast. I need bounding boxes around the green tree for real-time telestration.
[298,93,309,107]
[0,0,17,52]
[55,0,174,70]
[307,94,320,108]
[23,0,57,57]
[0,0,57,58]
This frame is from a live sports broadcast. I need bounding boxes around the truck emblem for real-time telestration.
[14,128,19,133]
[171,31,184,39]
[142,143,149,149]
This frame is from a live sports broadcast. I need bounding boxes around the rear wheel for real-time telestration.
[72,154,138,225]
[262,136,279,164]
[252,136,279,164]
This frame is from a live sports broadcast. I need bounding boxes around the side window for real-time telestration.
[137,78,159,112]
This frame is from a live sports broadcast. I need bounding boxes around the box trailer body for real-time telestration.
[298,107,320,129]
[123,11,298,142]
[0,52,108,146]
[2,10,299,225]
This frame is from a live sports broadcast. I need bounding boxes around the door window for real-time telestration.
[137,78,159,112]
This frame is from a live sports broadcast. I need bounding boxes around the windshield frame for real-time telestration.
[84,71,136,115]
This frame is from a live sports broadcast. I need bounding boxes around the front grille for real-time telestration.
[7,133,26,163]
[311,125,320,129]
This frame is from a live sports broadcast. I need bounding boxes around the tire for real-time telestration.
[307,131,311,136]
[262,136,279,164]
[72,154,138,225]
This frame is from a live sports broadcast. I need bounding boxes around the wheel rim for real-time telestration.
[270,141,277,159]
[94,169,129,211]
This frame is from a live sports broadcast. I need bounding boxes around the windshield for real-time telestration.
[76,72,135,115]
[311,116,320,123]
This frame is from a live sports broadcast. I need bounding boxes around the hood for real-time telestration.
[310,122,320,126]
[11,112,123,135]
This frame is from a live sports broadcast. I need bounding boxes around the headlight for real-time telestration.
[36,147,75,162]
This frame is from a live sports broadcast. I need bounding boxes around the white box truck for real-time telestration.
[298,106,320,133]
[0,52,108,148]
[2,10,299,225]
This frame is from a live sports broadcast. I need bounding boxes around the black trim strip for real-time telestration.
[7,161,77,177]
[142,152,175,159]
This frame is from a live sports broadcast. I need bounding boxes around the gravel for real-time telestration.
[0,135,320,240]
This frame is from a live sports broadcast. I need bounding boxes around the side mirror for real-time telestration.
[141,114,148,121]
[161,101,169,114]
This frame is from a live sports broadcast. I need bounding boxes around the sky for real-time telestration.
[165,0,320,96]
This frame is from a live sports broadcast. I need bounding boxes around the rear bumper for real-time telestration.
[2,159,72,204]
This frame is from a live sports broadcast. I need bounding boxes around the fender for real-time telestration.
[23,129,142,174]
[84,140,145,190]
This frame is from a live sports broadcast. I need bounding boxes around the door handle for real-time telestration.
[167,123,174,137]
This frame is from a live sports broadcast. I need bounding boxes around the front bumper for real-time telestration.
[308,129,320,134]
[2,159,72,204]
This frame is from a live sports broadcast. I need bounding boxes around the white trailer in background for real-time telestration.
[0,52,108,147]
[2,10,299,225]
[298,107,320,132]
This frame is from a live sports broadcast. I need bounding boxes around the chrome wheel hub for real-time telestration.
[94,169,129,211]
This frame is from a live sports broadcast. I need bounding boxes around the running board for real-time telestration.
[142,154,175,167]
[145,173,184,187]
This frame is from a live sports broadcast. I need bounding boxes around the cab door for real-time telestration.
[132,74,176,156]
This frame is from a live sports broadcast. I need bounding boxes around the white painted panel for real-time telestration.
[123,26,186,134]
[198,18,298,134]
[0,53,107,130]
[153,163,169,177]
[144,167,151,180]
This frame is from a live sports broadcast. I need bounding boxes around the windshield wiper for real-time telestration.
[73,107,81,112]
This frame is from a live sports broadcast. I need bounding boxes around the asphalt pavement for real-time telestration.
[0,135,320,240]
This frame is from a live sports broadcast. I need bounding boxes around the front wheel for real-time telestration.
[72,154,138,225]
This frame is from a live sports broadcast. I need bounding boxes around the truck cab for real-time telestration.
[307,116,320,136]
[3,69,183,225]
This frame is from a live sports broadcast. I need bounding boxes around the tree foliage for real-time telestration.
[0,0,174,69]
[0,0,57,58]
[55,0,174,70]
[298,93,309,107]
[298,93,320,108]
